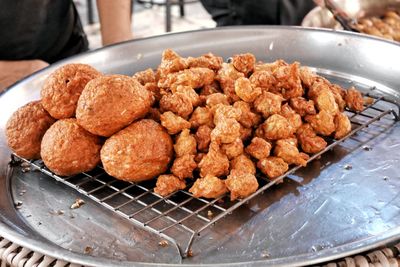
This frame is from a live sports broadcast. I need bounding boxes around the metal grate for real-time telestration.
[11,92,400,258]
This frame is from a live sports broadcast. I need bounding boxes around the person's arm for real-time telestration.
[0,60,48,92]
[96,0,133,46]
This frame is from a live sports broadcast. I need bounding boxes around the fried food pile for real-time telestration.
[5,50,365,202]
[355,11,400,41]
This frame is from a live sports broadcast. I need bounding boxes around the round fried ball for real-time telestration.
[41,119,102,176]
[41,63,101,119]
[76,75,152,137]
[6,101,56,159]
[101,119,173,182]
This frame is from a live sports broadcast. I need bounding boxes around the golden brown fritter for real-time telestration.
[6,101,56,159]
[76,75,152,137]
[211,118,241,144]
[198,142,229,177]
[159,92,193,119]
[296,123,327,154]
[239,126,253,141]
[200,81,221,96]
[334,112,352,139]
[216,63,244,102]
[233,101,261,128]
[41,119,102,176]
[159,67,215,89]
[289,97,316,116]
[314,88,339,115]
[160,111,191,135]
[234,77,262,103]
[345,87,364,112]
[189,106,213,128]
[280,103,302,131]
[253,91,284,118]
[260,114,294,140]
[133,68,156,85]
[257,157,289,179]
[154,174,186,196]
[174,129,197,157]
[249,70,276,91]
[225,170,258,201]
[206,93,230,108]
[186,53,223,70]
[144,82,161,103]
[245,137,272,160]
[273,62,303,99]
[221,138,244,160]
[101,119,173,182]
[41,63,101,119]
[195,125,212,152]
[171,154,197,179]
[254,59,288,73]
[329,84,347,112]
[299,66,317,89]
[232,53,256,76]
[213,104,242,124]
[230,153,256,175]
[157,49,188,77]
[146,107,161,122]
[274,139,309,167]
[189,174,228,199]
[305,110,336,136]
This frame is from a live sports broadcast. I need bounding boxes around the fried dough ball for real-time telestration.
[345,87,364,112]
[160,111,191,135]
[195,125,212,152]
[213,104,242,124]
[198,142,229,177]
[216,63,244,102]
[329,84,347,112]
[221,138,243,159]
[305,110,336,136]
[133,68,156,85]
[41,119,102,176]
[189,174,228,199]
[230,154,256,175]
[234,77,262,103]
[154,174,186,196]
[186,53,223,70]
[273,62,303,99]
[260,114,294,140]
[289,97,316,116]
[157,49,188,77]
[280,103,302,131]
[171,154,197,179]
[254,91,284,118]
[101,119,173,182]
[159,67,215,89]
[225,170,258,201]
[200,81,221,96]
[334,112,352,139]
[160,92,193,119]
[245,137,272,160]
[257,157,289,179]
[206,93,230,108]
[211,118,241,144]
[239,126,253,142]
[41,63,101,119]
[296,123,327,154]
[254,59,288,73]
[249,71,276,91]
[232,53,256,76]
[314,88,339,115]
[6,101,56,159]
[174,129,197,157]
[76,75,152,137]
[274,138,309,167]
[144,82,161,103]
[299,66,317,89]
[233,101,261,128]
[171,86,201,107]
[189,106,213,128]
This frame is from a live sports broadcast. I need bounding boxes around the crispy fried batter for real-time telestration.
[239,125,253,141]
[154,174,186,196]
[206,93,230,108]
[216,63,244,102]
[260,114,294,140]
[146,107,161,122]
[231,154,256,175]
[280,103,302,131]
[195,125,212,152]
[159,92,193,119]
[225,170,258,201]
[157,49,188,77]
[189,106,213,128]
[296,123,327,154]
[200,81,221,96]
[133,68,156,85]
[234,77,262,103]
[245,137,272,160]
[189,175,228,199]
[314,88,339,115]
[249,71,276,91]
[257,157,289,179]
[198,142,229,177]
[144,82,161,102]
[186,53,223,70]
[211,118,241,144]
[254,59,288,73]
[254,91,284,118]
[305,110,336,136]
[233,101,261,128]
[299,66,317,89]
[274,139,309,167]
[289,97,316,116]
[174,129,197,157]
[334,112,352,139]
[213,104,242,125]
[171,85,201,107]
[171,154,197,179]
[160,111,191,135]
[273,62,303,99]
[345,87,364,112]
[221,138,244,159]
[232,53,256,76]
[159,67,215,89]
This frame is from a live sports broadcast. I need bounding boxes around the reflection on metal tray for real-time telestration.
[10,91,400,258]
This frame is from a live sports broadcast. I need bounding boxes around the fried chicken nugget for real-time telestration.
[211,118,241,144]
[171,154,197,179]
[189,106,213,128]
[345,87,364,112]
[200,81,221,96]
[233,101,261,128]
[274,138,309,167]
[221,138,243,160]
[189,175,228,199]
[299,66,317,89]
[254,59,288,73]
[230,153,256,175]
[41,119,102,176]
[280,103,302,131]
[186,53,223,71]
[157,49,188,77]
[216,63,244,102]
[245,137,272,160]
[273,62,303,99]
[133,68,156,85]
[6,101,56,159]
[289,97,316,116]
[171,85,201,107]
[41,63,101,119]
[260,114,294,140]
[154,174,186,196]
[257,157,289,179]
[174,129,197,157]
[249,71,276,91]
[159,92,193,119]
[329,84,347,112]
[76,75,152,137]
[305,110,336,136]
[296,123,327,154]
[225,170,258,201]
[160,111,191,135]
[101,119,173,182]
[206,93,230,108]
[213,104,242,125]
[198,142,229,177]
[232,53,256,76]
[334,112,352,139]
[314,88,339,115]
[254,91,284,118]
[195,125,212,152]
[234,77,262,103]
[239,125,253,142]
[158,67,215,89]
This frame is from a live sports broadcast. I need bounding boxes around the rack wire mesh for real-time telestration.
[11,92,400,258]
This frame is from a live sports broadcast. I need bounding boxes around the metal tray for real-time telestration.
[1,26,400,267]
